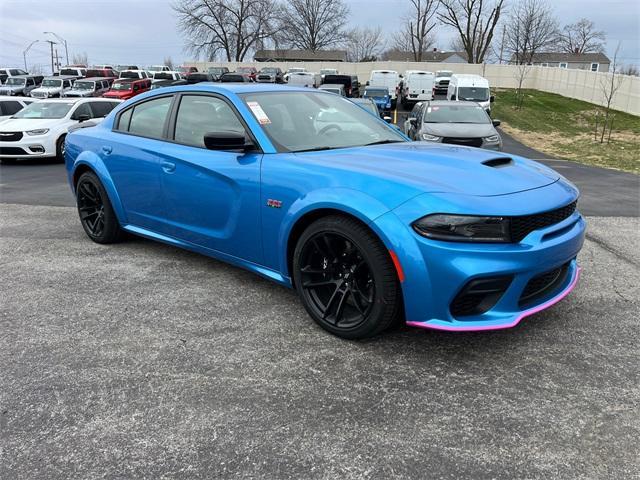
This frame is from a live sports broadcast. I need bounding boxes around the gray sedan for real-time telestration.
[404,100,502,150]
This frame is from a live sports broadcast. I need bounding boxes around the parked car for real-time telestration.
[152,71,182,83]
[401,70,435,107]
[115,65,139,72]
[0,97,34,120]
[323,74,360,98]
[283,67,306,83]
[30,75,76,99]
[150,79,187,90]
[0,75,43,96]
[0,98,120,162]
[148,65,171,74]
[85,68,117,79]
[0,68,29,85]
[368,70,400,107]
[287,72,321,88]
[103,78,151,100]
[119,70,150,79]
[207,66,229,81]
[319,68,338,83]
[318,84,345,96]
[447,74,493,114]
[186,73,215,84]
[59,66,87,78]
[362,86,392,116]
[434,70,453,95]
[177,66,198,76]
[237,66,258,82]
[257,67,284,83]
[403,100,502,150]
[63,78,112,98]
[350,97,391,123]
[219,73,252,83]
[64,84,585,339]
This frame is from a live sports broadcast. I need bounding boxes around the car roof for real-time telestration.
[43,75,77,80]
[319,84,344,88]
[80,77,106,82]
[147,84,332,96]
[34,97,119,103]
[427,100,483,107]
[0,96,32,101]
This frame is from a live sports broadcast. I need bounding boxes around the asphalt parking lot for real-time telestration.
[1,120,639,478]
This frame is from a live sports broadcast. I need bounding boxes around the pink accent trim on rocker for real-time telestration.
[406,266,582,332]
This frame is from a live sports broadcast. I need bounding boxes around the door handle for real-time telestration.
[102,145,112,155]
[161,161,176,173]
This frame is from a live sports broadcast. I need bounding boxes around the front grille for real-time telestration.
[451,275,513,317]
[30,91,47,98]
[519,262,570,308]
[443,137,483,148]
[437,80,450,87]
[0,132,23,141]
[510,201,577,242]
[257,75,272,81]
[0,146,28,155]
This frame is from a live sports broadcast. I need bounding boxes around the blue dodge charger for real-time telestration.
[65,84,585,339]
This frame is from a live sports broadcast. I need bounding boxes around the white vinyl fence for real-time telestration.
[187,60,640,116]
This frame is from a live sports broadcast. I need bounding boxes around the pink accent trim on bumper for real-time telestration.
[406,266,582,332]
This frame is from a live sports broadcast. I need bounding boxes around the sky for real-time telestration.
[1,0,638,72]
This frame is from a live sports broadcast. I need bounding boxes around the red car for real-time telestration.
[237,66,258,82]
[103,78,150,100]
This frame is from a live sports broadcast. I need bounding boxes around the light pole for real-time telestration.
[23,40,40,71]
[44,31,69,66]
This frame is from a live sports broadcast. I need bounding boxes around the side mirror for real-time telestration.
[76,113,91,123]
[365,81,370,86]
[409,118,417,127]
[383,116,392,123]
[204,132,252,151]
[490,95,495,103]
[492,119,501,127]
[450,94,456,101]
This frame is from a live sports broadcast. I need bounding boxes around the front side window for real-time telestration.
[6,78,25,86]
[89,101,119,118]
[118,96,172,138]
[174,95,245,148]
[73,103,92,119]
[241,91,405,152]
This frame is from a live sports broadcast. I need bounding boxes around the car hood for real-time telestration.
[423,122,496,138]
[0,86,24,91]
[0,118,65,131]
[300,142,558,198]
[33,87,62,92]
[104,91,130,98]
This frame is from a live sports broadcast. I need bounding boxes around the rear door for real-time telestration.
[158,93,263,263]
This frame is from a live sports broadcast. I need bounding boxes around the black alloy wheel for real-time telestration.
[76,171,123,244]
[293,216,401,339]
[56,135,66,162]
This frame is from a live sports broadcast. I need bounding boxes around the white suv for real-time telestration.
[0,98,120,163]
[30,76,76,99]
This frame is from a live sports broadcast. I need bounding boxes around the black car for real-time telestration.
[186,73,215,84]
[323,74,360,98]
[207,67,230,81]
[149,79,188,90]
[219,72,252,83]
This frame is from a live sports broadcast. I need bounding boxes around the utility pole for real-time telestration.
[44,40,57,74]
[44,31,69,66]
[54,48,61,73]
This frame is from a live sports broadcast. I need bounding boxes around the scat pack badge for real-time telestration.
[266,199,283,209]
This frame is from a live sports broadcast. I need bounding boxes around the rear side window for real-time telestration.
[173,95,244,147]
[117,96,172,138]
[1,101,23,115]
[89,101,118,118]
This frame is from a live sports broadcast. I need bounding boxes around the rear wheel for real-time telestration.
[293,216,401,339]
[76,171,123,244]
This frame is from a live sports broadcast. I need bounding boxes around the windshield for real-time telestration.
[6,78,26,86]
[354,101,378,116]
[42,79,63,87]
[364,88,388,98]
[111,82,132,91]
[457,87,490,102]
[208,67,225,74]
[241,91,405,153]
[437,71,453,77]
[60,69,78,76]
[424,104,490,124]
[13,102,74,119]
[149,66,165,71]
[120,71,140,78]
[261,68,278,74]
[73,81,94,90]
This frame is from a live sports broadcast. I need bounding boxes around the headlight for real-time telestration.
[421,133,441,141]
[484,134,500,143]
[26,129,49,136]
[413,214,511,242]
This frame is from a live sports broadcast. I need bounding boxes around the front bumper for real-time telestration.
[373,185,586,331]
[0,134,57,158]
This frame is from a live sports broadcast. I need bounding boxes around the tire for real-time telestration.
[56,135,66,163]
[293,215,401,339]
[76,171,123,244]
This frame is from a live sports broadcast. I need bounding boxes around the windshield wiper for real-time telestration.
[363,140,405,146]
[294,145,345,153]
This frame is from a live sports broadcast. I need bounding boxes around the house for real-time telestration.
[383,49,468,63]
[254,49,348,62]
[510,52,611,72]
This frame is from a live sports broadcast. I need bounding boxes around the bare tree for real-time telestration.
[505,0,558,64]
[438,0,505,64]
[173,0,281,61]
[346,26,384,62]
[621,64,639,77]
[71,52,89,66]
[392,0,438,61]
[163,56,175,69]
[558,18,606,54]
[597,43,624,144]
[278,0,350,52]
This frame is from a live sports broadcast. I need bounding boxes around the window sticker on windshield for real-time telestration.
[429,106,439,112]
[247,101,271,125]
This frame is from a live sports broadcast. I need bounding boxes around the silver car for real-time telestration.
[404,100,502,150]
[0,75,42,96]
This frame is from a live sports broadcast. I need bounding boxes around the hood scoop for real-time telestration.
[482,157,514,168]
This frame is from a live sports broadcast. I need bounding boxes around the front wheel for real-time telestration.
[293,216,401,339]
[76,171,123,244]
[56,135,66,162]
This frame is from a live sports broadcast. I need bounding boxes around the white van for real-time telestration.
[447,74,493,114]
[287,72,321,88]
[368,70,400,107]
[401,70,435,106]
